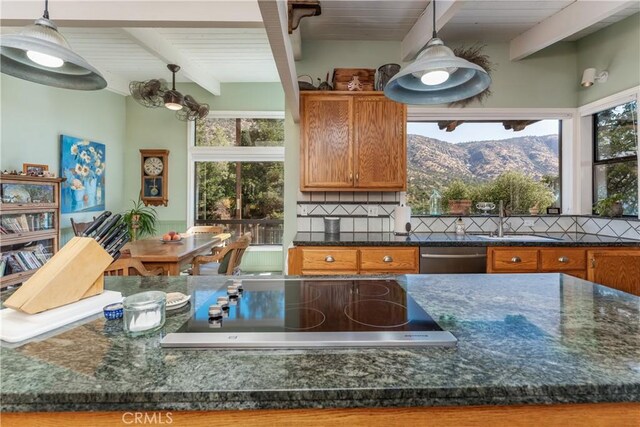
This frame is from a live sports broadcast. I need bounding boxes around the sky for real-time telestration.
[406,120,560,143]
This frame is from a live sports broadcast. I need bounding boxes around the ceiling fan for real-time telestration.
[129,64,209,122]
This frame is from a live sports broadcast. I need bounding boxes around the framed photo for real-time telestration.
[22,163,49,176]
[546,207,561,215]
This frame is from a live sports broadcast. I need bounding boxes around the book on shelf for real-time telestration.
[0,244,51,276]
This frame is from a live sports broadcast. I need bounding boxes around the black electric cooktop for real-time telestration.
[162,278,457,348]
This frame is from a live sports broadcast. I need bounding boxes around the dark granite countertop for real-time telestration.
[293,232,640,247]
[1,274,639,412]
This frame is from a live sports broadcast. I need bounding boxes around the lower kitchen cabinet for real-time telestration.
[487,247,640,296]
[288,247,418,275]
[587,249,640,296]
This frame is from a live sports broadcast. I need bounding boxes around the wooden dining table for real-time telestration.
[124,233,231,276]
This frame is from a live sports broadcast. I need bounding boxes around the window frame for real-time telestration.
[406,107,572,214]
[591,101,639,217]
[187,111,285,229]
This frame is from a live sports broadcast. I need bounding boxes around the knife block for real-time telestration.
[4,237,114,314]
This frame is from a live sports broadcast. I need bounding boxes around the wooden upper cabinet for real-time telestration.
[300,92,406,191]
[354,96,406,189]
[301,95,353,189]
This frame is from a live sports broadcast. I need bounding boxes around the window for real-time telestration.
[406,120,561,215]
[593,100,638,216]
[189,114,284,244]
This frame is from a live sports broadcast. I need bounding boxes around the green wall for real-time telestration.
[296,39,578,108]
[0,74,127,230]
[577,13,640,105]
[123,82,285,233]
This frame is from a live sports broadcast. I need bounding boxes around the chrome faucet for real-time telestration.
[496,200,510,237]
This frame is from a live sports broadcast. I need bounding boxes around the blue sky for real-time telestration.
[407,120,560,144]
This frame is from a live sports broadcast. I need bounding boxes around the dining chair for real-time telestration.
[192,232,252,276]
[104,252,165,276]
[185,225,225,235]
[70,217,95,236]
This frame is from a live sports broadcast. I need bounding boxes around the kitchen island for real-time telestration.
[1,274,639,425]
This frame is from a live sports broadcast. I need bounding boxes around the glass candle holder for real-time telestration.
[123,291,166,336]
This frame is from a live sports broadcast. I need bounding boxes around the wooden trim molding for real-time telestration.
[3,403,638,427]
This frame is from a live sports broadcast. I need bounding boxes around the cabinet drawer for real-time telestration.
[301,248,358,271]
[491,249,538,272]
[540,248,586,271]
[360,248,418,272]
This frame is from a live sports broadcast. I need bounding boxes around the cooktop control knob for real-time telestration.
[217,296,229,310]
[208,304,223,319]
[227,285,239,297]
[208,318,222,328]
[232,279,243,292]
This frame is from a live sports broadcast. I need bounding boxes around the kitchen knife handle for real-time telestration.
[101,223,128,248]
[94,214,122,241]
[81,211,111,236]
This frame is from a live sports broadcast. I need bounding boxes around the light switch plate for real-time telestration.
[300,206,308,216]
[367,206,379,217]
[524,219,535,227]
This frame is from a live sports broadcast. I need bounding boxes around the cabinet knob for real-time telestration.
[383,255,393,263]
[325,255,335,263]
[558,256,569,263]
[349,172,353,181]
[356,173,359,182]
[511,256,521,263]
[591,258,596,268]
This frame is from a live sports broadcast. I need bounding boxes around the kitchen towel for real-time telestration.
[394,204,412,234]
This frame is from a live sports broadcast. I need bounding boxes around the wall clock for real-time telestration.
[140,149,169,206]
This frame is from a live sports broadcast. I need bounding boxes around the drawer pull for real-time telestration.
[324,255,335,263]
[511,256,521,263]
[383,255,393,263]
[558,256,569,263]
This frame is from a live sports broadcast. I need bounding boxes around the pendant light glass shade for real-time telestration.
[0,11,107,91]
[384,0,490,105]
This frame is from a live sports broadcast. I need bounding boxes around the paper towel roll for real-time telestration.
[394,205,412,235]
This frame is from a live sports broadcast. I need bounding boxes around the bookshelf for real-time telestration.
[0,174,64,288]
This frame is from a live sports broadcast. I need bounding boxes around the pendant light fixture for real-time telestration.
[164,64,183,111]
[0,0,106,90]
[384,0,491,105]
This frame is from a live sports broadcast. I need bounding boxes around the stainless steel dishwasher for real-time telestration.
[420,247,487,274]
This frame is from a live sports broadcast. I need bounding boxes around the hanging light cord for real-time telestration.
[43,0,49,19]
[432,0,437,39]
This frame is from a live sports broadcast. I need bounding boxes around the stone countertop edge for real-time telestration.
[292,232,640,247]
[1,274,639,412]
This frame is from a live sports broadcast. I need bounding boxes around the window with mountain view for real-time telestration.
[593,100,638,216]
[192,116,284,244]
[406,120,561,215]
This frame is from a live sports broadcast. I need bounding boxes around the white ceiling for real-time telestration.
[1,26,280,86]
[1,0,638,97]
[301,0,640,42]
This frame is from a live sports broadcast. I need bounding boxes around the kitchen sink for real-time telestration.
[475,234,561,242]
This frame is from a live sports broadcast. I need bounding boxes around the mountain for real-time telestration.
[407,134,559,189]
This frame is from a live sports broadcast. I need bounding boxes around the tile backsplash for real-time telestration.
[296,193,640,240]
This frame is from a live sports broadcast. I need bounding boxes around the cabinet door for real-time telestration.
[587,250,640,296]
[301,95,354,190]
[354,96,406,190]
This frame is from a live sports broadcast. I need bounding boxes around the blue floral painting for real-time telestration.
[60,135,105,214]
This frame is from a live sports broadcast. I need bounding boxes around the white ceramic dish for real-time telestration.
[166,292,191,310]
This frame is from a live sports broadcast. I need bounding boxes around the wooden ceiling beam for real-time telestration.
[121,28,221,96]
[401,0,463,62]
[258,0,300,122]
[509,0,636,61]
